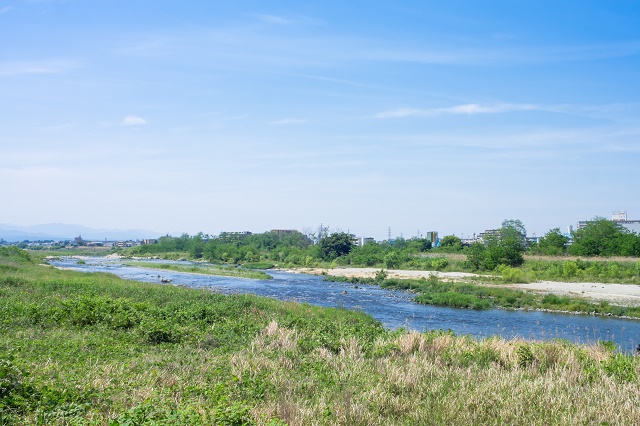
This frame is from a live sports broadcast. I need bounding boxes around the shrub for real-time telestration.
[431,258,448,271]
[141,320,182,344]
[562,261,578,279]
[374,269,388,282]
[602,353,637,382]
[498,266,527,283]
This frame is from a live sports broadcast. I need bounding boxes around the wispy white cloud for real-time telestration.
[358,40,640,66]
[0,60,79,76]
[253,13,322,26]
[270,118,308,125]
[0,6,13,14]
[255,14,291,25]
[122,116,147,126]
[375,103,539,118]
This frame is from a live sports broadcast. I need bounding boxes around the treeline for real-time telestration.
[126,217,640,272]
[128,231,435,269]
[437,218,640,266]
[532,218,640,257]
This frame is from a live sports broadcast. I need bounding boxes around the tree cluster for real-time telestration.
[465,219,527,271]
[129,230,434,268]
[568,218,640,257]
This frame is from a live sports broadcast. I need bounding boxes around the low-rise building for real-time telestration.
[271,229,297,235]
[612,211,640,234]
[577,211,640,234]
[353,237,375,247]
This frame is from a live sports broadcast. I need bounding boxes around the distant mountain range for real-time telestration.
[0,223,162,242]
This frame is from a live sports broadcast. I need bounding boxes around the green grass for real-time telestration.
[123,261,273,280]
[242,261,276,270]
[521,258,640,283]
[3,247,640,425]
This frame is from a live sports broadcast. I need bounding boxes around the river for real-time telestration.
[50,257,640,353]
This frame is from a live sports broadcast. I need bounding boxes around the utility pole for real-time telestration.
[388,227,391,241]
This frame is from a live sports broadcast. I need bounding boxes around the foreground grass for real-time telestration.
[122,261,273,280]
[4,247,640,424]
[325,274,640,318]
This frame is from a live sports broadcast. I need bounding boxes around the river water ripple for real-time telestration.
[51,257,640,353]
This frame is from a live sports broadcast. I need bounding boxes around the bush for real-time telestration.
[498,266,527,283]
[602,353,637,382]
[562,261,578,279]
[0,246,31,263]
[141,320,182,344]
[431,258,448,271]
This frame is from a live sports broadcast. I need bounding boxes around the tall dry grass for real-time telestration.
[238,325,640,425]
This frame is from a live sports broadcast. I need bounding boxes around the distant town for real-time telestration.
[1,210,639,250]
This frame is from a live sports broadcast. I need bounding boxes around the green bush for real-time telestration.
[602,354,637,382]
[498,266,527,283]
[431,258,448,271]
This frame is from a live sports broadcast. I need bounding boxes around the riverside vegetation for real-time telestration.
[3,246,640,425]
[81,218,639,317]
[324,273,640,318]
[115,219,639,280]
[121,261,272,280]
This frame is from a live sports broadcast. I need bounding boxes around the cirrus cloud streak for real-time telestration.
[374,103,540,118]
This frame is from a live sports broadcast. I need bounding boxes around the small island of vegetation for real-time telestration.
[122,261,273,280]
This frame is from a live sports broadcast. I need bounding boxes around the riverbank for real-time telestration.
[121,261,273,280]
[4,246,640,424]
[290,266,490,281]
[294,267,640,308]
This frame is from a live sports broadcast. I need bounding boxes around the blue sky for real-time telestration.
[1,0,639,240]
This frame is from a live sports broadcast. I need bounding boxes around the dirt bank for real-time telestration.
[291,267,486,281]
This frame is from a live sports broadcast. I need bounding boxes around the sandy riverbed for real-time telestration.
[292,267,640,307]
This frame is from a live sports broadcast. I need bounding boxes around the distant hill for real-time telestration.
[0,223,162,242]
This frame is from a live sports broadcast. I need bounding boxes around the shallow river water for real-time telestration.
[51,257,640,353]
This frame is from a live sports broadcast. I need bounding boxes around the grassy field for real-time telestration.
[122,261,273,280]
[3,246,640,424]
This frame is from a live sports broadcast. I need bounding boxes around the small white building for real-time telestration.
[354,237,375,247]
[612,211,640,234]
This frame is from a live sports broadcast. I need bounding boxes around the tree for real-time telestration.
[440,235,462,251]
[384,251,401,269]
[501,219,526,240]
[498,219,527,267]
[465,242,486,271]
[406,238,432,252]
[480,219,527,269]
[569,218,630,256]
[536,228,568,255]
[350,242,383,266]
[318,232,354,261]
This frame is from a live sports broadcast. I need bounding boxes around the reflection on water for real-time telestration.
[51,257,640,353]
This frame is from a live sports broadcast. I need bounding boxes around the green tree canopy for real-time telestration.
[569,218,634,257]
[439,235,462,251]
[318,232,354,261]
[536,228,569,255]
[470,219,527,269]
